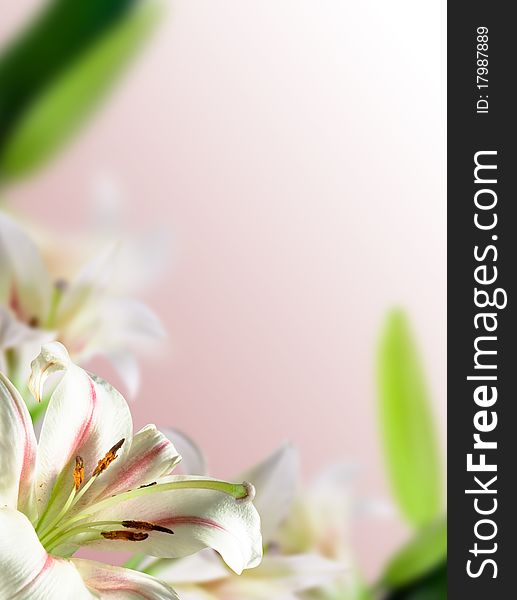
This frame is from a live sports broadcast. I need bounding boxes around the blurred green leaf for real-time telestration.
[29,394,50,425]
[0,2,158,180]
[302,580,373,600]
[377,309,442,526]
[0,0,137,154]
[122,553,147,571]
[382,517,447,588]
[383,561,446,600]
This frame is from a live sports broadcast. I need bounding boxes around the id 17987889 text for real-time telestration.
[476,26,489,114]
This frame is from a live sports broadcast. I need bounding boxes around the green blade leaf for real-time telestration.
[122,553,147,571]
[382,517,447,588]
[0,2,159,181]
[377,309,442,526]
[0,0,137,153]
[383,561,447,600]
[28,394,50,425]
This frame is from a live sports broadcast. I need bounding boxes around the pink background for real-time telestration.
[3,0,446,578]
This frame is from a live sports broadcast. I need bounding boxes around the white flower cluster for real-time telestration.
[0,213,357,599]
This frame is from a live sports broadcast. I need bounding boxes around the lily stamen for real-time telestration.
[37,441,126,541]
[40,477,256,551]
[93,438,125,476]
[70,438,126,509]
[42,519,165,550]
[101,531,149,541]
[41,519,152,552]
[73,456,84,491]
[122,520,174,534]
[74,479,257,518]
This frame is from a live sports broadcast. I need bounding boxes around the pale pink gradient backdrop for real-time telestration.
[3,0,446,579]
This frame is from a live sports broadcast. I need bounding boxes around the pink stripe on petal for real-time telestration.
[130,440,170,476]
[1,374,37,505]
[159,516,227,533]
[98,439,171,498]
[89,580,156,600]
[9,284,26,322]
[14,400,34,473]
[12,554,53,598]
[73,560,178,600]
[66,377,97,464]
[17,409,36,501]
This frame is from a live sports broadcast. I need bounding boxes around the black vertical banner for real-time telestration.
[448,3,517,597]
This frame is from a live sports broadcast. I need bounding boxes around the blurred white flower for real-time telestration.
[0,343,262,599]
[277,464,380,600]
[277,464,360,560]
[0,211,165,400]
[146,434,352,599]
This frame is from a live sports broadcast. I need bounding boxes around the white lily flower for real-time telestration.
[0,343,262,598]
[148,435,346,599]
[276,465,371,600]
[0,212,165,399]
[166,552,344,600]
[276,464,358,561]
[278,464,391,600]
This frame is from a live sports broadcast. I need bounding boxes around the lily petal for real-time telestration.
[239,444,299,545]
[31,343,132,515]
[0,308,56,402]
[158,553,345,597]
[91,424,181,501]
[163,428,208,476]
[143,549,230,585]
[103,350,141,398]
[85,298,166,355]
[85,476,262,574]
[166,587,217,600]
[238,553,346,591]
[0,307,48,351]
[60,297,164,395]
[277,463,358,560]
[56,243,119,327]
[72,559,179,599]
[194,555,344,600]
[65,297,165,360]
[0,213,52,324]
[0,373,37,513]
[205,579,299,600]
[0,508,95,599]
[158,440,298,545]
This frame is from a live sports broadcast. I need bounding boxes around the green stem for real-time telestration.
[4,348,18,382]
[35,469,69,533]
[39,473,101,539]
[123,553,147,571]
[141,558,171,576]
[45,283,64,329]
[43,520,121,552]
[29,395,50,424]
[74,479,252,518]
[37,484,77,539]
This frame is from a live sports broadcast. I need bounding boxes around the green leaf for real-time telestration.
[382,517,447,588]
[301,577,374,600]
[122,553,147,571]
[0,0,137,153]
[0,2,159,181]
[383,561,447,600]
[28,394,50,425]
[377,309,442,526]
